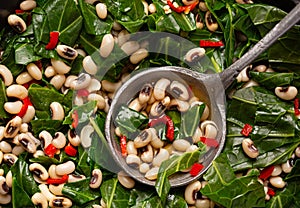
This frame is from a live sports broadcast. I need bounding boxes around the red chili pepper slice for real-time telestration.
[45,31,60,50]
[64,143,77,157]
[167,0,198,13]
[15,9,25,14]
[267,187,276,196]
[120,135,127,157]
[200,137,219,147]
[77,89,90,97]
[47,174,68,184]
[44,144,57,158]
[16,97,32,118]
[190,163,204,176]
[294,98,300,116]
[259,165,274,180]
[71,110,79,129]
[149,115,174,142]
[199,40,224,47]
[241,123,253,137]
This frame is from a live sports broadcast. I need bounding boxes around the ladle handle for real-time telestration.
[220,2,300,89]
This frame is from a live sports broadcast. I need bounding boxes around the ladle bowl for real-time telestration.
[105,66,226,187]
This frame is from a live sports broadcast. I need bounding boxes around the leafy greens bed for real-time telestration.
[0,0,300,207]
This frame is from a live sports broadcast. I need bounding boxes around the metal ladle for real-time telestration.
[105,3,300,187]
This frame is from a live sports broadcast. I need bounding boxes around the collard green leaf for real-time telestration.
[181,104,205,138]
[14,40,41,65]
[62,179,101,205]
[100,178,131,208]
[155,150,201,202]
[201,154,265,208]
[12,178,35,208]
[0,80,9,122]
[223,3,235,67]
[31,7,50,43]
[30,119,63,136]
[250,71,294,89]
[29,155,59,168]
[78,31,103,54]
[171,12,196,32]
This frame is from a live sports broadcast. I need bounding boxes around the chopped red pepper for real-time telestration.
[15,9,25,14]
[77,89,90,97]
[44,144,57,158]
[294,98,300,116]
[47,174,68,184]
[241,123,253,137]
[190,163,204,176]
[200,137,219,148]
[167,0,199,13]
[45,31,60,50]
[120,135,127,157]
[71,110,79,129]
[149,115,174,142]
[34,60,43,70]
[199,40,224,47]
[17,97,32,118]
[259,165,274,180]
[267,187,276,196]
[64,143,77,157]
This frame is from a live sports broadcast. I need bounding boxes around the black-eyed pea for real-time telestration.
[92,205,103,208]
[235,0,253,4]
[281,159,293,173]
[153,78,170,100]
[39,184,55,201]
[0,176,9,195]
[5,171,12,188]
[295,146,300,158]
[195,198,210,208]
[87,79,101,93]
[163,143,174,155]
[173,139,191,152]
[139,163,150,174]
[90,169,102,189]
[150,97,170,117]
[145,167,159,180]
[271,165,282,176]
[138,84,153,104]
[31,192,48,208]
[22,105,36,123]
[184,180,201,205]
[269,176,285,189]
[20,0,37,10]
[12,145,25,156]
[49,196,72,208]
[88,93,106,110]
[4,116,22,138]
[134,129,152,148]
[70,73,91,90]
[64,75,77,88]
[0,126,4,140]
[50,74,66,90]
[140,144,154,163]
[76,48,86,57]
[29,163,49,181]
[96,3,108,19]
[50,102,65,120]
[45,66,56,78]
[39,130,53,150]
[0,141,12,153]
[149,128,164,149]
[205,11,218,32]
[56,161,75,176]
[152,148,170,167]
[253,65,267,72]
[129,48,149,64]
[129,98,144,112]
[142,0,149,15]
[100,198,107,208]
[4,101,22,114]
[0,169,4,176]
[52,132,67,149]
[18,133,37,153]
[101,80,122,93]
[100,34,114,58]
[192,127,202,143]
[274,86,298,101]
[16,72,33,84]
[126,154,141,169]
[242,80,259,89]
[33,150,45,158]
[117,170,135,188]
[0,65,13,86]
[0,193,11,205]
[6,84,28,99]
[68,174,86,183]
[148,3,156,13]
[3,153,18,166]
[200,120,218,139]
[169,99,189,112]
[120,41,140,55]
[0,151,3,164]
[49,184,64,196]
[182,0,198,5]
[199,0,208,11]
[126,141,138,155]
[8,14,26,33]
[195,14,204,29]
[20,123,29,133]
[74,95,84,106]
[185,47,206,63]
[51,59,71,74]
[186,145,199,152]
[80,124,94,148]
[68,129,81,147]
[170,80,190,101]
[236,65,251,83]
[48,165,62,179]
[56,45,78,60]
[242,138,259,159]
[117,29,130,47]
[27,63,42,80]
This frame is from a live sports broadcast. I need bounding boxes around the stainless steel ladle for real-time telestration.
[105,3,300,187]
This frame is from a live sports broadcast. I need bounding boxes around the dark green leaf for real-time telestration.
[30,119,63,136]
[181,104,205,138]
[250,72,294,89]
[0,80,9,121]
[12,178,35,208]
